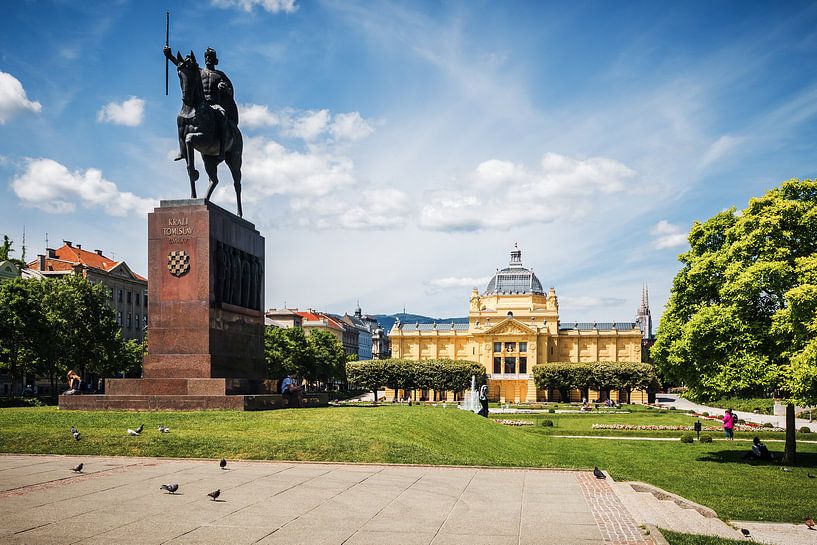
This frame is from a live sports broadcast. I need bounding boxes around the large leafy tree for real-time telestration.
[0,279,49,395]
[652,179,817,463]
[43,275,123,380]
[306,329,346,383]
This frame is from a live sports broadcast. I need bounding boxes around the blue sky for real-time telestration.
[2,0,817,324]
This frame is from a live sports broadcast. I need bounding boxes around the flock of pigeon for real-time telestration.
[67,423,225,503]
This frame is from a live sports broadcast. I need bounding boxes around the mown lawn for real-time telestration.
[0,405,815,523]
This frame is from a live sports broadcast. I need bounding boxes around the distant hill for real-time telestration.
[371,313,468,332]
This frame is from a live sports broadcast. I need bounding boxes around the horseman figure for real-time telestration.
[164,46,244,217]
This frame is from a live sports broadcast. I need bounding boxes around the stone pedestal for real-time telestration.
[60,199,306,411]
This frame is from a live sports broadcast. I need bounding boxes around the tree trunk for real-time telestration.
[782,403,797,465]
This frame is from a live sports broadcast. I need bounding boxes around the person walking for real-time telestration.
[723,408,735,440]
[478,384,489,417]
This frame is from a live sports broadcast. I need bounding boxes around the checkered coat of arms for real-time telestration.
[167,250,190,277]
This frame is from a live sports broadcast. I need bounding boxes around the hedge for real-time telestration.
[346,359,486,400]
[532,361,659,402]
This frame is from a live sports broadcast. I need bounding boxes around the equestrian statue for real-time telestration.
[164,45,244,217]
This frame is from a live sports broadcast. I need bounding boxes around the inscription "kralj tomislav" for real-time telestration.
[162,217,193,243]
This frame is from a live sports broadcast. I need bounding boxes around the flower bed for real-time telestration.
[592,424,785,432]
[493,419,534,426]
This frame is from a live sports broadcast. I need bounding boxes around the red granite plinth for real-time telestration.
[60,199,272,411]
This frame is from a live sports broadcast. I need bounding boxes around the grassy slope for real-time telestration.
[659,529,748,545]
[1,406,815,522]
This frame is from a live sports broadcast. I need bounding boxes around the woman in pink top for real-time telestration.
[723,409,734,440]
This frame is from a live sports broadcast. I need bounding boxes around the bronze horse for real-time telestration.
[173,51,243,217]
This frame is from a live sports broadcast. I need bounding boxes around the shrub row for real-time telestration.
[532,361,659,402]
[346,359,487,399]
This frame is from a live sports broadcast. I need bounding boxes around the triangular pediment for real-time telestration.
[108,262,141,282]
[483,318,536,335]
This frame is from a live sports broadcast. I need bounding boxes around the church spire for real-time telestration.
[635,284,652,340]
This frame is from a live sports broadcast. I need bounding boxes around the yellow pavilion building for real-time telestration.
[389,245,646,403]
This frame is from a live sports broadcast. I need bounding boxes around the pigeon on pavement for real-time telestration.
[219,458,227,470]
[71,463,83,473]
[593,467,606,479]
[160,483,179,494]
[134,424,144,434]
[127,428,140,436]
[208,489,220,501]
[805,516,815,530]
[740,528,751,537]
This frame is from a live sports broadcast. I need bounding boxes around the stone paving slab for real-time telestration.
[0,455,654,545]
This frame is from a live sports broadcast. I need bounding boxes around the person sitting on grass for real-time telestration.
[743,436,774,461]
[280,374,304,407]
[751,436,773,461]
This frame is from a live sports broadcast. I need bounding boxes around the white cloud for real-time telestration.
[651,220,688,249]
[240,105,376,143]
[211,0,297,13]
[330,112,375,141]
[96,97,145,127]
[10,158,157,216]
[701,135,740,167]
[242,136,357,199]
[0,72,41,124]
[419,153,638,231]
[239,103,279,128]
[284,109,331,141]
[338,189,411,229]
[427,276,491,289]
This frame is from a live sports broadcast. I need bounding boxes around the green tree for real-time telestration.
[307,329,346,383]
[0,279,49,395]
[264,327,316,381]
[43,275,123,380]
[652,179,817,463]
[0,235,26,269]
[346,359,387,402]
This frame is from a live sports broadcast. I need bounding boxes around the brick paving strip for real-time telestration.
[577,472,653,545]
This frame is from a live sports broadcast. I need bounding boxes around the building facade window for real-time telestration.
[117,312,122,326]
[493,342,502,353]
[504,356,516,374]
[143,314,148,327]
[135,314,140,328]
[144,294,148,308]
[136,293,140,306]
[519,342,527,352]
[118,289,123,303]
[505,342,516,352]
[493,357,501,374]
[127,291,132,304]
[519,356,527,374]
[127,313,132,328]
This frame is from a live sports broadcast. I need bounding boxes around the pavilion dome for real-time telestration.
[484,244,544,295]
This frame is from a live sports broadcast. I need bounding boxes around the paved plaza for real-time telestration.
[0,455,652,545]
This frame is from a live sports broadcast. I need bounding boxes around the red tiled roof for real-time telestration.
[27,243,146,281]
[294,311,345,330]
